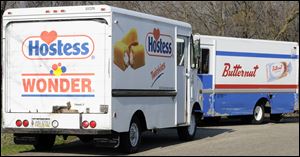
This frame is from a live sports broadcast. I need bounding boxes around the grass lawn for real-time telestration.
[1,133,77,156]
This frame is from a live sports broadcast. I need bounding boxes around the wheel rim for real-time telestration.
[254,106,263,121]
[188,114,196,135]
[129,123,139,147]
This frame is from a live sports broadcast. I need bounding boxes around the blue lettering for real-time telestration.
[148,36,153,52]
[73,43,81,55]
[57,40,64,56]
[63,43,72,56]
[39,44,48,56]
[28,40,40,56]
[27,39,91,57]
[49,43,57,56]
[81,43,89,55]
[157,40,160,53]
[147,35,172,55]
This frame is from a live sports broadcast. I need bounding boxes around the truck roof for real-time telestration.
[3,5,191,29]
[195,34,298,46]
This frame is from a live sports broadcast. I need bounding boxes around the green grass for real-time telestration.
[1,133,78,156]
[1,144,34,156]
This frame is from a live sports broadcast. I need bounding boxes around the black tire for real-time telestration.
[271,114,282,122]
[241,115,253,124]
[177,113,197,141]
[78,135,94,143]
[33,134,56,151]
[120,116,141,154]
[205,117,221,124]
[252,104,265,124]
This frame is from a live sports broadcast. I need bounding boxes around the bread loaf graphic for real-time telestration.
[113,41,129,71]
[114,28,145,71]
[266,62,292,82]
[129,45,145,69]
[122,28,138,47]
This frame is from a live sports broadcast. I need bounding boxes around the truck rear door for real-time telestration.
[4,19,108,113]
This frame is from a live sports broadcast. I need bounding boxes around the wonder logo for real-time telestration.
[146,28,173,57]
[21,63,95,97]
[22,30,94,60]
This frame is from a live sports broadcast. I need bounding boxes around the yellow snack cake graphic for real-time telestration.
[129,45,145,69]
[122,28,138,47]
[113,41,129,71]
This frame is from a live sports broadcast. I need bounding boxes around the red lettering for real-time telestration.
[81,78,91,92]
[253,65,259,77]
[22,78,35,92]
[36,79,47,92]
[222,63,259,77]
[48,78,58,92]
[22,77,93,93]
[222,63,230,77]
[151,63,166,80]
[71,78,80,92]
[60,78,70,92]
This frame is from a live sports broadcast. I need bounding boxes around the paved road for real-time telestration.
[14,119,299,156]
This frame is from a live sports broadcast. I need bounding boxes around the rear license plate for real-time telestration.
[32,118,51,128]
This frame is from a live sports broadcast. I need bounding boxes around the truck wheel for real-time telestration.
[177,113,197,141]
[34,134,56,151]
[252,104,265,124]
[120,116,141,153]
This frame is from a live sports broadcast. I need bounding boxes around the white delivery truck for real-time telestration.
[1,5,203,153]
[193,35,299,123]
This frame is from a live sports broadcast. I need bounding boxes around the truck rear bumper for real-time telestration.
[2,128,112,135]
[2,113,112,131]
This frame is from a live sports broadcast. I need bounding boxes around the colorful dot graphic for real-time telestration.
[50,63,67,76]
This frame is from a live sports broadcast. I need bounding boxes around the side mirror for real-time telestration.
[196,39,202,74]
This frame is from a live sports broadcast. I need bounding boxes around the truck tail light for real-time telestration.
[16,120,22,127]
[23,120,29,127]
[90,121,96,128]
[82,121,89,128]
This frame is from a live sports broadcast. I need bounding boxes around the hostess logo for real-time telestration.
[146,28,173,57]
[22,31,94,60]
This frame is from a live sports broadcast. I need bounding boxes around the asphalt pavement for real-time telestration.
[13,118,299,156]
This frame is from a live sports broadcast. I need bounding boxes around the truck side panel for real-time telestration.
[199,36,298,117]
[110,12,189,132]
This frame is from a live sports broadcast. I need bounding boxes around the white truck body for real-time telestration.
[2,5,199,136]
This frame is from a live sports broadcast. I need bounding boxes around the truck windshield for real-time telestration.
[177,37,185,66]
